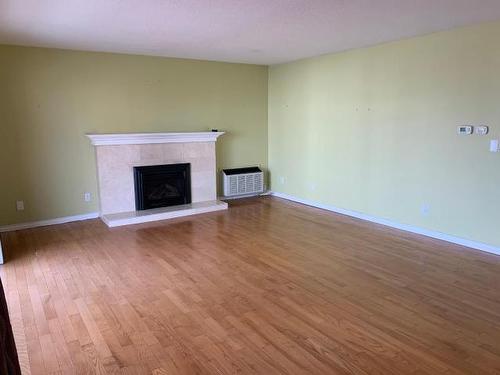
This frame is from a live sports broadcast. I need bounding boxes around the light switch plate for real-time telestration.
[490,140,499,153]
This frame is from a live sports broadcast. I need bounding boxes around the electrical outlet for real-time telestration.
[279,176,286,185]
[308,183,317,192]
[16,200,24,211]
[420,204,430,217]
[84,192,92,202]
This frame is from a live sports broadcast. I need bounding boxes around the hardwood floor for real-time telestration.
[1,196,500,374]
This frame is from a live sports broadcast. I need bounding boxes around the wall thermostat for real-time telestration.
[457,125,473,135]
[475,126,489,135]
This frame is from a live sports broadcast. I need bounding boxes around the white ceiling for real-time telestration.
[1,0,500,65]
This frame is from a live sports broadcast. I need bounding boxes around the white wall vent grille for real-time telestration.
[223,167,264,197]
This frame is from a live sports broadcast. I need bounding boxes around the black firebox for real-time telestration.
[133,163,191,210]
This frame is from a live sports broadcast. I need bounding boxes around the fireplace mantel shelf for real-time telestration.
[86,131,225,146]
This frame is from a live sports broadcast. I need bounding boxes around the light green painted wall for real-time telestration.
[269,21,500,247]
[0,45,268,225]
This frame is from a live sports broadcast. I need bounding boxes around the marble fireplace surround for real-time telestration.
[87,132,227,227]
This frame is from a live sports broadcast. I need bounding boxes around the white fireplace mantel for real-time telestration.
[87,131,227,227]
[86,131,225,146]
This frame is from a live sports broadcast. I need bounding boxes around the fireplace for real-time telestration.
[134,163,191,210]
[87,132,227,227]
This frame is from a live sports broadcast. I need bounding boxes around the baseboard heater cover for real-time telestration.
[223,167,264,197]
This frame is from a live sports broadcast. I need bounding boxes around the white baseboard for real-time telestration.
[1,194,498,257]
[271,192,500,257]
[0,212,100,233]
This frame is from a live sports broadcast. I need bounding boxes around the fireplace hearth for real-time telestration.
[134,163,191,210]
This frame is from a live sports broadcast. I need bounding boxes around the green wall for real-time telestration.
[269,21,500,247]
[2,21,500,248]
[0,46,268,225]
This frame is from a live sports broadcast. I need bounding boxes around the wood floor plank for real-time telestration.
[0,196,499,374]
